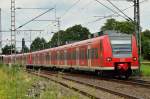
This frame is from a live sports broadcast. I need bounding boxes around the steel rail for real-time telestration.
[28,70,100,99]
[27,70,140,99]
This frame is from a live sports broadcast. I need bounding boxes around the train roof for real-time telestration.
[3,31,133,56]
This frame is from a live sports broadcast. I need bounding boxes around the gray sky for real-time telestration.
[0,0,149,50]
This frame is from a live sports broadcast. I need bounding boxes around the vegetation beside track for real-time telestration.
[0,64,84,99]
[0,64,40,99]
[141,64,150,76]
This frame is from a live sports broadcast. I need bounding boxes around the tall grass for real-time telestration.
[0,64,38,99]
[0,65,82,99]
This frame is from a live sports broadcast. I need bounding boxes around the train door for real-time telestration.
[88,45,91,67]
[91,42,99,67]
[67,48,71,66]
[76,47,79,66]
[64,49,67,66]
[57,51,60,66]
[99,40,103,66]
[59,50,62,66]
[71,47,76,67]
[49,52,51,66]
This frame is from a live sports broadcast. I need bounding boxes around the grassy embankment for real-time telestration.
[141,64,150,76]
[0,64,83,99]
[0,64,39,99]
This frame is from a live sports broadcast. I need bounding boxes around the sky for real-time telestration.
[0,0,149,50]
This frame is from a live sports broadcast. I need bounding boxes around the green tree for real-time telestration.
[30,37,47,51]
[50,25,90,47]
[141,30,150,60]
[21,38,29,53]
[65,24,90,41]
[21,45,29,53]
[50,30,66,47]
[101,18,135,34]
[101,18,117,31]
[2,45,15,55]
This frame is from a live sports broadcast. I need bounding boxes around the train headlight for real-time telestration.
[133,57,137,61]
[106,57,112,62]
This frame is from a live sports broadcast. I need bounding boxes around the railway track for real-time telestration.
[63,71,150,89]
[28,70,101,99]
[109,78,150,89]
[27,69,149,99]
[37,69,150,89]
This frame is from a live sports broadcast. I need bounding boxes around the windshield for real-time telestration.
[110,38,132,58]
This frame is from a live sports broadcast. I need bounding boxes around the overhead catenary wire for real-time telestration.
[16,8,54,30]
[94,0,131,21]
[85,0,146,24]
[80,0,93,10]
[60,0,81,19]
[42,0,81,34]
[106,0,133,22]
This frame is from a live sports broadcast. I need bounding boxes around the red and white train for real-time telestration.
[1,31,139,78]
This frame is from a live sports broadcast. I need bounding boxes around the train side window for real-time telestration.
[80,48,84,60]
[62,52,64,61]
[76,50,79,60]
[64,50,67,61]
[46,53,49,61]
[57,51,59,60]
[60,52,62,61]
[67,51,71,60]
[72,51,76,60]
[95,48,98,59]
[51,53,53,61]
[83,48,86,60]
[59,52,61,60]
[60,51,64,61]
[62,52,64,60]
[74,51,77,60]
[88,49,90,59]
[70,51,73,60]
[59,52,61,61]
[54,53,55,61]
[85,48,87,60]
[90,48,98,59]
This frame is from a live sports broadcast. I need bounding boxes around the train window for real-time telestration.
[80,48,87,60]
[46,53,50,61]
[88,49,90,59]
[80,49,83,60]
[95,48,98,58]
[54,53,57,61]
[52,53,54,61]
[57,51,60,60]
[53,53,56,61]
[67,51,71,60]
[59,53,61,60]
[64,50,67,61]
[111,39,132,58]
[40,54,42,62]
[85,49,87,59]
[61,52,64,60]
[91,49,94,59]
[72,51,76,60]
[51,53,53,61]
[62,52,64,60]
[36,54,38,62]
[59,52,63,60]
[100,41,103,57]
[90,48,98,59]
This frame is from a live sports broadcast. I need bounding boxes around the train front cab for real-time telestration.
[102,34,139,78]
